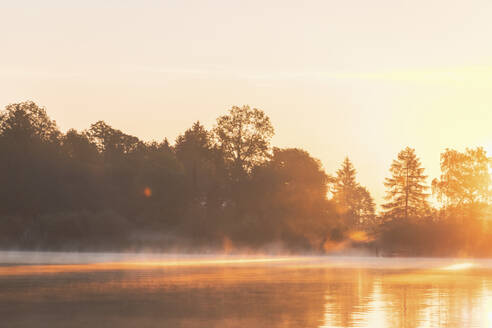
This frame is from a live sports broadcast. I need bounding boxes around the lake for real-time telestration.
[1,251,492,327]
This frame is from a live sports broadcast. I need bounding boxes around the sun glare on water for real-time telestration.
[442,262,474,271]
[126,257,301,267]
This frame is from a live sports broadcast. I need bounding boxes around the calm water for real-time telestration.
[1,252,492,328]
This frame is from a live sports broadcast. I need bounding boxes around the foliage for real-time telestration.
[333,157,376,228]
[432,147,491,206]
[382,147,430,220]
[2,101,492,256]
[213,105,274,177]
[0,101,60,143]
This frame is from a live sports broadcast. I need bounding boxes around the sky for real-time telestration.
[1,0,492,206]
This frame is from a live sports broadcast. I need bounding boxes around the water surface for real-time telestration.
[1,251,492,328]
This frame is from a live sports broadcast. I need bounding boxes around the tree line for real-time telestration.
[1,101,491,256]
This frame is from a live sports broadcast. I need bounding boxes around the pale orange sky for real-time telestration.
[1,0,492,206]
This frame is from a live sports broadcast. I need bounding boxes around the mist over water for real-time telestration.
[2,1,492,326]
[2,251,492,328]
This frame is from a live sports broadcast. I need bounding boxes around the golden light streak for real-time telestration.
[442,262,474,271]
[0,257,303,276]
[125,257,301,267]
[348,231,374,243]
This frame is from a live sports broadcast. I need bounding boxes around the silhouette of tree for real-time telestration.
[383,147,429,220]
[354,186,376,228]
[213,105,274,177]
[175,121,228,239]
[0,101,60,143]
[131,140,187,229]
[87,120,142,155]
[59,129,102,211]
[175,121,215,194]
[61,129,99,162]
[0,101,63,216]
[333,157,375,228]
[333,157,359,226]
[249,148,338,250]
[4,101,492,255]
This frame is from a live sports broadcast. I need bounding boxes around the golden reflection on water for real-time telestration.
[442,262,474,271]
[1,254,492,328]
[0,256,303,276]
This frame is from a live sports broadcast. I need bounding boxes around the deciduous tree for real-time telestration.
[432,147,490,206]
[213,105,274,177]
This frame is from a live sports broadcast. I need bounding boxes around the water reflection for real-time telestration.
[321,268,492,328]
[1,253,492,328]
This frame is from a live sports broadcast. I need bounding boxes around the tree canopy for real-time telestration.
[432,147,491,206]
[1,101,492,256]
[213,105,274,177]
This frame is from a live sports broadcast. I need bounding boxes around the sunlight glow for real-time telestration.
[126,257,301,267]
[348,231,374,243]
[0,257,303,276]
[442,262,474,271]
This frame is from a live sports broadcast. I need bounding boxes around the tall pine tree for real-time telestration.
[333,157,376,228]
[382,147,429,219]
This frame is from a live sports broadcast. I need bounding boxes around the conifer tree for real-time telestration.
[354,186,377,227]
[334,157,359,217]
[382,147,429,219]
[333,157,376,227]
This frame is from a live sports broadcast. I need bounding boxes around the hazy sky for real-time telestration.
[1,0,492,206]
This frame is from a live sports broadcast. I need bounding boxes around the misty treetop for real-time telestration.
[432,147,491,206]
[1,101,492,256]
[333,157,376,229]
[382,147,430,220]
